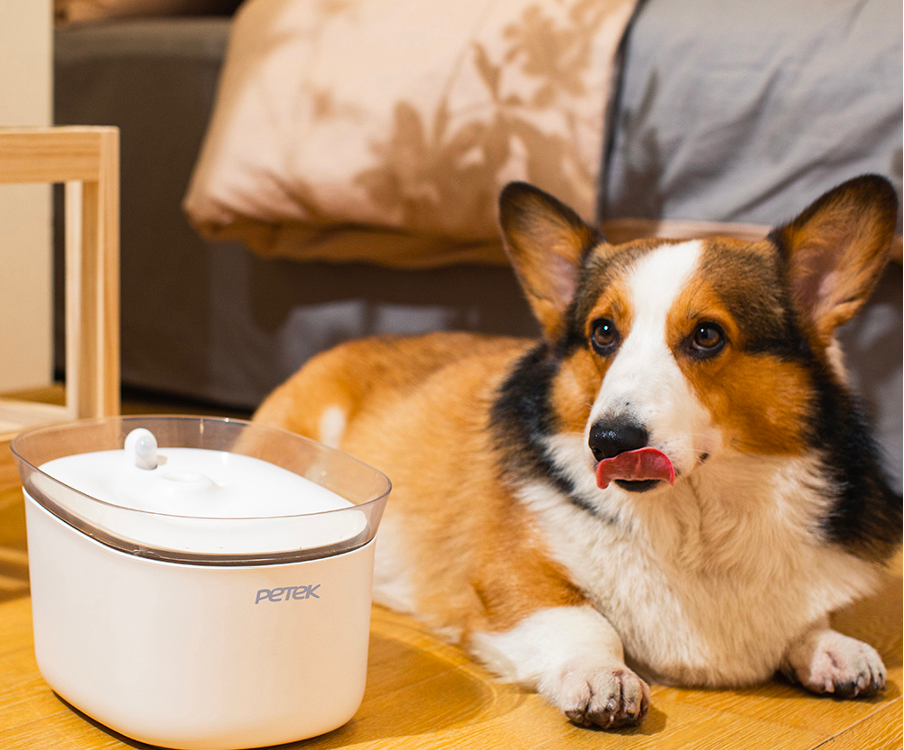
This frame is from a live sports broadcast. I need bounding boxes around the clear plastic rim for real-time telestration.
[11,415,392,566]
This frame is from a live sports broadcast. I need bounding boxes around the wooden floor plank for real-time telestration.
[810,700,903,750]
[655,672,901,739]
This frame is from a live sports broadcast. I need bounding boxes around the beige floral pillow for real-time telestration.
[185,0,639,265]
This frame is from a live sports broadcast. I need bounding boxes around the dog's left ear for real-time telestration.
[499,182,599,341]
[774,174,899,345]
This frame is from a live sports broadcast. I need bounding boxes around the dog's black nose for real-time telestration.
[589,420,649,462]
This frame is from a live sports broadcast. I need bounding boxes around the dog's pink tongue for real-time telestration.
[595,448,675,489]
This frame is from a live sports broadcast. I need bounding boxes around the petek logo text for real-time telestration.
[255,585,321,604]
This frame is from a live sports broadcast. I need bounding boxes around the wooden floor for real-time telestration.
[0,395,900,749]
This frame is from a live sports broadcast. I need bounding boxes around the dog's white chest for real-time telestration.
[518,470,879,687]
[584,541,830,685]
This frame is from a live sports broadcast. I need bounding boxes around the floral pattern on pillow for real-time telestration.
[185,0,638,265]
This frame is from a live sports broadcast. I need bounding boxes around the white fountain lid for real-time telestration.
[12,417,391,566]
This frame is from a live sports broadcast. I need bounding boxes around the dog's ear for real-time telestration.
[774,175,899,345]
[499,182,599,341]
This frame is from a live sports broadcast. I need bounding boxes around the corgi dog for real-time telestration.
[253,175,902,728]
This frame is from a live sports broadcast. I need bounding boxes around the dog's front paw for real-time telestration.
[542,661,650,729]
[782,628,886,698]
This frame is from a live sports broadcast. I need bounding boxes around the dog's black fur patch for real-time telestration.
[490,343,609,518]
[807,359,902,561]
[490,346,571,491]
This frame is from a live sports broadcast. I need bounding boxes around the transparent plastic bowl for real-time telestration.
[11,415,391,565]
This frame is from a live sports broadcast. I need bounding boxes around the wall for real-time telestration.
[0,0,53,392]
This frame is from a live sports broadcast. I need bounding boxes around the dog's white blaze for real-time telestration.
[624,240,702,344]
[588,241,720,475]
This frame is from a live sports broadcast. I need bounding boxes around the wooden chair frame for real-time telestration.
[0,127,119,482]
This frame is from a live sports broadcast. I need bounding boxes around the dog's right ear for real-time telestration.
[499,182,599,342]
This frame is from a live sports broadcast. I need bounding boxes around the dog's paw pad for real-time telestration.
[549,663,650,729]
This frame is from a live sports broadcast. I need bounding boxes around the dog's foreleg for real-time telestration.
[780,617,887,698]
[469,605,650,728]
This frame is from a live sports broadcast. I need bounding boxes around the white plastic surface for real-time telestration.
[25,494,376,749]
[36,447,367,556]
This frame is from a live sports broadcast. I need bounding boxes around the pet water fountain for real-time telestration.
[11,415,390,749]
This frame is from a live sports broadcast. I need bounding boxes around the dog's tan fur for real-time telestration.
[255,333,587,636]
[254,176,900,729]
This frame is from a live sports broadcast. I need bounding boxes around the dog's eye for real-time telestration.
[590,319,619,354]
[691,322,725,356]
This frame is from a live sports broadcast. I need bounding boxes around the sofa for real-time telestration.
[53,0,902,489]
